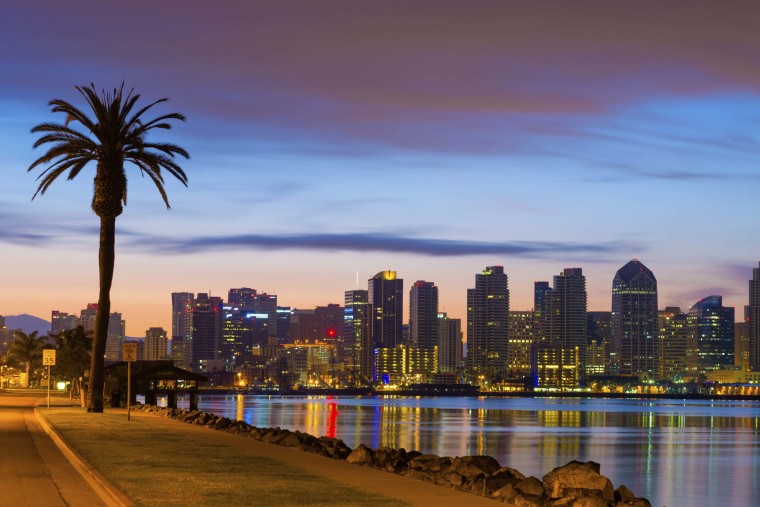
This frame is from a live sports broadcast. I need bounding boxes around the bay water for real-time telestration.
[187,395,759,507]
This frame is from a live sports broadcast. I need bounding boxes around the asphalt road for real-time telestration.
[0,389,105,507]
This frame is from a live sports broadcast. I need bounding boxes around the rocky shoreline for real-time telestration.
[132,404,651,506]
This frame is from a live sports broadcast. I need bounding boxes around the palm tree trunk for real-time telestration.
[86,215,116,412]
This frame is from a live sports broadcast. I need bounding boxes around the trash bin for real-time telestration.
[111,390,121,408]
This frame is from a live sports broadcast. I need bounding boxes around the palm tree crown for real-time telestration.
[29,83,189,217]
[8,330,46,377]
[28,84,189,412]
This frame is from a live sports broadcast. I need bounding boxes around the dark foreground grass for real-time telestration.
[44,408,407,507]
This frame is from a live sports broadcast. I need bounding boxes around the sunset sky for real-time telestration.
[1,1,759,336]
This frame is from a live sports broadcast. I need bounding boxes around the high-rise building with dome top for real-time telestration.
[611,259,658,377]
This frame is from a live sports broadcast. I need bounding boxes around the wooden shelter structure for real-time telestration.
[105,360,207,410]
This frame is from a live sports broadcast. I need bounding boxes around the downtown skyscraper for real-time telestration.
[409,280,439,350]
[466,266,509,375]
[546,268,587,374]
[749,262,760,372]
[611,259,659,377]
[368,271,404,349]
[688,295,734,375]
[344,290,371,380]
[171,292,194,368]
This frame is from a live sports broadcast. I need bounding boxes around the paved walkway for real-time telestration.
[0,390,105,507]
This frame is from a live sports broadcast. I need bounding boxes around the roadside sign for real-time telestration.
[43,349,56,366]
[123,342,138,362]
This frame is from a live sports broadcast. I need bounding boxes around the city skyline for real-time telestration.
[2,2,759,335]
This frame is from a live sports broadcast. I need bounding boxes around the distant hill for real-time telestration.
[3,314,51,335]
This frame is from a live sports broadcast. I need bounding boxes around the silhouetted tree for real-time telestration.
[29,84,189,411]
[54,326,92,398]
[8,330,46,384]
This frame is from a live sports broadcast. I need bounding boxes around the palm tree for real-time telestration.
[8,331,46,386]
[29,84,189,412]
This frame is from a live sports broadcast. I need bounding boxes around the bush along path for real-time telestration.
[131,404,651,507]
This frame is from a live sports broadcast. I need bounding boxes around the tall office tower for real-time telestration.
[749,263,760,371]
[290,309,317,342]
[735,308,750,371]
[409,281,439,350]
[228,287,257,309]
[368,271,404,348]
[104,313,126,361]
[79,304,98,333]
[0,315,4,328]
[547,268,587,374]
[508,311,536,377]
[658,307,689,380]
[252,292,279,345]
[51,311,78,334]
[437,312,462,373]
[315,304,344,341]
[144,327,168,360]
[221,309,258,370]
[611,259,659,378]
[276,307,292,344]
[533,281,552,340]
[171,292,194,368]
[688,295,735,375]
[344,290,371,380]
[466,266,509,375]
[191,293,223,372]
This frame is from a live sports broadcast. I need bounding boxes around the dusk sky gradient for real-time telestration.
[1,1,759,336]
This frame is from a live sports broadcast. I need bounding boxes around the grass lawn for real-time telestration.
[43,408,407,507]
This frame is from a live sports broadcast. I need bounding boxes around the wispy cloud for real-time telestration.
[133,231,637,260]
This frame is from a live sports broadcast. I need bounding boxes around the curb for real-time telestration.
[34,407,134,507]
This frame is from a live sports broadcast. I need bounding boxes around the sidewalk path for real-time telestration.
[0,390,105,507]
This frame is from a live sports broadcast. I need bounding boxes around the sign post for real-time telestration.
[42,349,56,410]
[122,342,137,421]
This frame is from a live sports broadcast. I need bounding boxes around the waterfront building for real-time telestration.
[437,313,462,373]
[281,342,335,385]
[51,311,78,334]
[171,292,194,368]
[368,271,404,349]
[587,311,612,374]
[144,327,168,360]
[657,307,690,381]
[409,281,439,350]
[533,341,579,389]
[221,309,259,369]
[375,345,437,384]
[546,268,587,375]
[191,293,223,373]
[611,259,659,378]
[466,266,509,376]
[507,311,535,377]
[344,290,371,381]
[749,263,760,371]
[688,295,735,375]
[586,339,606,376]
[735,313,749,371]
